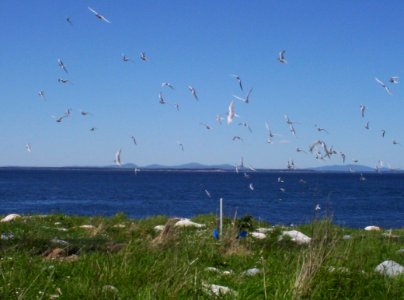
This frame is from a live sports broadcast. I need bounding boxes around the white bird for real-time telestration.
[359,173,366,181]
[89,127,97,132]
[375,77,392,95]
[249,183,254,191]
[315,204,321,211]
[227,100,235,124]
[284,115,299,125]
[25,143,32,152]
[216,114,224,125]
[393,139,401,146]
[296,147,307,154]
[365,121,370,130]
[277,177,284,183]
[134,168,140,176]
[140,52,147,61]
[233,88,253,104]
[66,17,73,25]
[80,111,91,116]
[161,82,174,89]
[122,54,133,63]
[360,104,366,118]
[231,74,243,91]
[158,92,166,104]
[278,50,287,64]
[57,59,68,73]
[340,152,346,164]
[88,7,111,23]
[175,103,180,111]
[315,125,329,133]
[381,129,386,138]
[204,189,211,198]
[389,76,399,84]
[131,136,137,145]
[188,86,198,101]
[114,149,122,166]
[280,187,286,193]
[232,136,243,141]
[37,90,46,100]
[289,124,297,136]
[58,78,71,84]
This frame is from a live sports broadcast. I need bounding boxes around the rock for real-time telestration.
[364,225,381,231]
[242,268,261,276]
[56,227,68,232]
[375,260,404,277]
[50,239,70,246]
[113,224,126,228]
[1,214,21,222]
[205,267,220,273]
[102,285,119,293]
[203,283,237,297]
[343,234,352,240]
[251,232,266,239]
[397,249,404,254]
[154,225,165,232]
[256,227,273,233]
[281,230,311,245]
[222,270,233,275]
[174,218,205,228]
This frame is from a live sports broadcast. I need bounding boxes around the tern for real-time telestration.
[58,78,71,84]
[278,50,287,64]
[381,129,386,138]
[389,76,399,84]
[188,86,198,101]
[37,90,46,100]
[340,152,346,163]
[227,100,235,124]
[140,52,147,61]
[243,172,250,179]
[231,74,243,91]
[277,177,284,183]
[233,88,253,104]
[158,92,166,104]
[249,183,254,191]
[131,136,137,145]
[296,147,307,154]
[289,124,297,136]
[200,123,213,130]
[88,7,111,23]
[114,149,122,166]
[66,17,72,25]
[177,142,184,151]
[122,54,133,63]
[216,114,224,124]
[360,105,366,118]
[204,189,211,198]
[232,136,243,141]
[315,124,329,133]
[393,140,401,145]
[315,204,321,211]
[80,111,91,116]
[365,121,370,130]
[375,77,392,95]
[89,127,97,132]
[25,143,32,152]
[238,122,252,133]
[161,82,174,89]
[57,59,68,73]
[134,168,140,176]
[284,115,299,125]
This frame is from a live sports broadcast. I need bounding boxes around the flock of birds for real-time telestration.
[24,6,402,196]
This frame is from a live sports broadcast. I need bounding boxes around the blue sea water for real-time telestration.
[0,169,403,228]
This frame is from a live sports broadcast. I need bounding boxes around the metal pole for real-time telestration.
[219,197,223,238]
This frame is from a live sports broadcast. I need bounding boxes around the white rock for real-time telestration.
[364,225,381,231]
[56,227,68,232]
[343,234,352,240]
[375,260,404,277]
[174,219,205,228]
[205,267,220,273]
[1,214,21,222]
[251,232,266,239]
[242,268,261,276]
[397,249,404,254]
[113,224,126,228]
[102,285,119,293]
[154,225,165,232]
[203,283,237,297]
[222,270,233,275]
[256,227,273,233]
[281,230,311,245]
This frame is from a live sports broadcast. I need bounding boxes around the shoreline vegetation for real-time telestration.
[0,214,403,299]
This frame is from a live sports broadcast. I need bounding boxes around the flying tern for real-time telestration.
[375,77,392,95]
[114,149,122,166]
[131,136,137,145]
[389,76,399,84]
[88,7,111,23]
[57,59,68,73]
[38,90,46,100]
[140,52,147,61]
[227,100,235,124]
[233,88,253,104]
[278,50,287,64]
[25,144,32,152]
[188,86,198,101]
[161,82,174,89]
[231,74,243,91]
[200,123,213,130]
[360,104,366,118]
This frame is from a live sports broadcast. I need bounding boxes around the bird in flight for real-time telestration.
[381,129,386,138]
[25,144,32,153]
[200,123,213,130]
[37,90,46,100]
[365,121,370,130]
[57,59,68,73]
[89,127,97,132]
[231,74,243,91]
[66,17,73,25]
[58,78,71,84]
[140,52,147,61]
[238,122,252,133]
[296,147,307,154]
[177,142,184,151]
[227,100,235,124]
[389,76,399,84]
[315,125,329,133]
[232,136,243,141]
[158,92,166,104]
[114,149,122,166]
[188,86,198,101]
[278,50,287,64]
[88,7,111,23]
[161,82,174,90]
[131,136,137,145]
[249,183,254,191]
[375,77,392,95]
[233,88,253,104]
[122,54,133,63]
[360,105,366,118]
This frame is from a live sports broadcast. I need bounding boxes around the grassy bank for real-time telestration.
[0,214,403,299]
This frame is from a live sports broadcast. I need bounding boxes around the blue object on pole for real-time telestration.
[213,228,219,240]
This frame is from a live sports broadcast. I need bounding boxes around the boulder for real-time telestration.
[242,268,261,276]
[1,214,21,222]
[375,260,404,277]
[251,232,266,239]
[203,283,237,297]
[256,227,273,233]
[364,225,381,231]
[154,225,165,232]
[281,230,311,245]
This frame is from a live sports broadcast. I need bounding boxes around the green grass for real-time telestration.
[0,214,403,299]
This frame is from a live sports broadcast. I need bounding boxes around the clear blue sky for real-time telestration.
[1,0,404,169]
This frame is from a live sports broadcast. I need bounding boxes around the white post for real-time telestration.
[219,198,223,238]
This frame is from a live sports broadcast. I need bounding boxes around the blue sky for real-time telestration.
[1,1,404,169]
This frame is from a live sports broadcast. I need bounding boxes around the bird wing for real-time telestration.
[88,6,99,15]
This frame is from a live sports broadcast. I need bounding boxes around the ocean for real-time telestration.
[0,169,403,228]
